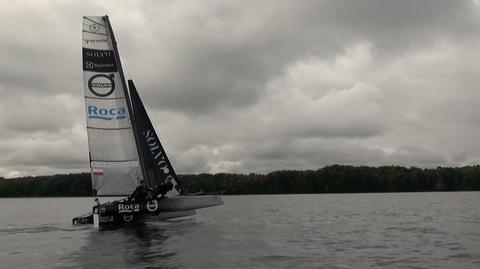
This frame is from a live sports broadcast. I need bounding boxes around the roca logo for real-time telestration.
[88,74,115,97]
[88,105,126,121]
[118,203,140,213]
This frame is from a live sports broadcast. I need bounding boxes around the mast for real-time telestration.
[103,15,150,186]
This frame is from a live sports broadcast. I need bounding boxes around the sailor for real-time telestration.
[154,175,174,199]
[129,180,154,202]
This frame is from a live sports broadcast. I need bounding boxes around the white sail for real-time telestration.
[82,16,142,195]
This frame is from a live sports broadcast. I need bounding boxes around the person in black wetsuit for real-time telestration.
[129,180,154,202]
[154,176,174,199]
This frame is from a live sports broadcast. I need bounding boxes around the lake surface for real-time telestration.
[0,192,479,268]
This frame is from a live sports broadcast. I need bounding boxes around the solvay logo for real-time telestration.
[88,105,127,120]
[144,129,170,175]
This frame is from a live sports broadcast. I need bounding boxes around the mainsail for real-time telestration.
[129,80,182,195]
[82,16,142,195]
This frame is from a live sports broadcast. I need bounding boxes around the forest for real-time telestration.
[0,165,479,197]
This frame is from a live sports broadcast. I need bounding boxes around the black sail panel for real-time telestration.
[128,80,183,195]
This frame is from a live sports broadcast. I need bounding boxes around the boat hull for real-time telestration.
[157,194,224,211]
[72,195,222,226]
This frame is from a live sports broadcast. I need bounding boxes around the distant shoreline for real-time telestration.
[1,165,479,197]
[1,190,480,199]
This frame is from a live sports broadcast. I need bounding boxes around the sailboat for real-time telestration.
[73,16,223,227]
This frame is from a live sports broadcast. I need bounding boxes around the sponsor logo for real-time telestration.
[85,49,113,58]
[83,48,117,72]
[89,22,101,32]
[123,214,134,222]
[83,38,108,45]
[146,200,158,212]
[88,74,115,97]
[118,203,140,213]
[92,168,104,176]
[99,215,114,223]
[88,105,126,121]
[144,129,171,176]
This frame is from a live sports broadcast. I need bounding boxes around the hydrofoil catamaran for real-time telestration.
[73,16,223,227]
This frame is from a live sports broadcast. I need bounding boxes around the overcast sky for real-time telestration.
[0,0,480,178]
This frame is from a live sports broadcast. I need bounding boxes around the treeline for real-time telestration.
[0,173,91,197]
[1,165,480,197]
[181,165,480,194]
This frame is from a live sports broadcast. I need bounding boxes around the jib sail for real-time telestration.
[82,16,143,195]
[128,80,183,196]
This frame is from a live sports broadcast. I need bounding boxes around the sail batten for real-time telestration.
[88,159,138,163]
[87,127,133,131]
[83,16,106,26]
[85,96,126,100]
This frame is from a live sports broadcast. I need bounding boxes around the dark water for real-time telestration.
[0,193,479,268]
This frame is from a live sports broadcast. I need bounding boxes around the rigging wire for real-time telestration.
[114,31,137,83]
[123,55,137,83]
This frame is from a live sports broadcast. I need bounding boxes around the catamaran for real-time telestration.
[73,16,223,227]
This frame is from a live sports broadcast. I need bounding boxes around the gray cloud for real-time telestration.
[118,0,480,115]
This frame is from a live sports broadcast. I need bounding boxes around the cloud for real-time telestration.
[0,123,88,177]
[0,0,479,177]
[164,39,480,173]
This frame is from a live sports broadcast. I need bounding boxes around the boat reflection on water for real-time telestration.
[69,218,197,268]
